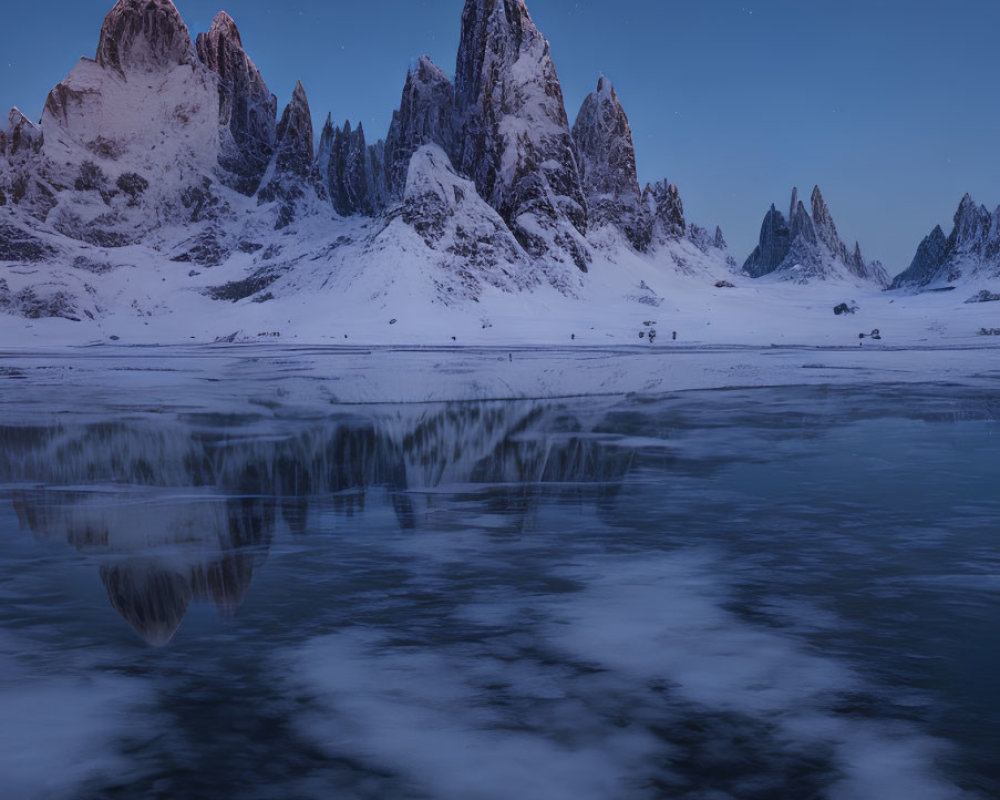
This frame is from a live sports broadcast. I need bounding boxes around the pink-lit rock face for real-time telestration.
[96,0,197,74]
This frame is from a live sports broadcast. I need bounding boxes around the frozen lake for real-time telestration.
[0,348,997,799]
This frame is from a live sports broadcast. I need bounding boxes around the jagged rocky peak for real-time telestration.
[257,81,315,228]
[811,185,842,254]
[273,81,314,179]
[714,226,727,250]
[101,563,191,647]
[196,10,277,195]
[744,186,887,285]
[642,180,686,243]
[37,0,222,221]
[384,56,456,199]
[455,0,590,271]
[317,119,389,217]
[743,204,791,278]
[96,0,197,74]
[2,108,43,156]
[314,114,335,191]
[892,194,1000,289]
[201,8,240,45]
[572,77,646,250]
[789,193,817,245]
[951,193,992,251]
[891,225,950,289]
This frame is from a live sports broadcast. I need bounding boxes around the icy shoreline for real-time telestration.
[1,340,998,417]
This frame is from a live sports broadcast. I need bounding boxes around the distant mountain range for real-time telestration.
[0,0,996,330]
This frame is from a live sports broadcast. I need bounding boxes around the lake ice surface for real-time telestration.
[0,347,996,799]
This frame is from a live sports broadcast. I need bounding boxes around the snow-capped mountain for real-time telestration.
[892,194,1000,290]
[454,0,590,272]
[743,186,889,286]
[0,0,748,339]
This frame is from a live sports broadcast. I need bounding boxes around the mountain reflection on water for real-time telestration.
[1,401,633,644]
[0,381,998,800]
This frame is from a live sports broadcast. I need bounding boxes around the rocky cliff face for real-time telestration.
[454,0,590,272]
[572,78,645,250]
[96,0,197,73]
[258,81,315,228]
[743,186,888,286]
[196,11,277,195]
[384,57,456,201]
[315,119,390,217]
[743,205,790,278]
[892,194,1000,288]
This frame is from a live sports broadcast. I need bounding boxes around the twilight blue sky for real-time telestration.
[2,0,999,271]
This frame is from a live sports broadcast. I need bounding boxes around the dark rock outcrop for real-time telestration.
[572,77,645,249]
[196,11,277,195]
[0,276,79,321]
[96,0,197,74]
[642,180,686,243]
[455,0,589,270]
[0,221,54,262]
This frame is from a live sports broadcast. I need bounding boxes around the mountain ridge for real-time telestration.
[1,0,997,343]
